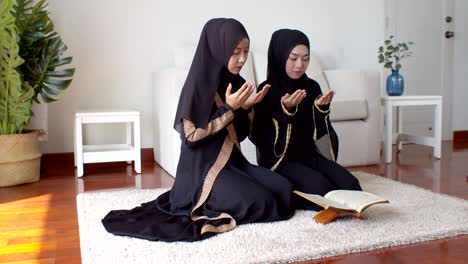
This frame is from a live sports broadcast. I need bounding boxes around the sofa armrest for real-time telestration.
[324,69,381,142]
[324,70,380,116]
[152,68,188,177]
[323,70,379,101]
[153,68,188,101]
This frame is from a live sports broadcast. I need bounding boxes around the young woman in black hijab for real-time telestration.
[102,19,294,242]
[251,29,362,211]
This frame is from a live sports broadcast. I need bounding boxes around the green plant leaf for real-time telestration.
[43,77,72,89]
[378,54,384,63]
[0,0,34,134]
[14,0,75,103]
[378,37,414,73]
[46,68,75,77]
[30,37,75,102]
[32,20,46,28]
[48,56,72,68]
[0,0,75,132]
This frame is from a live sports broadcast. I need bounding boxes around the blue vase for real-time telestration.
[386,69,404,96]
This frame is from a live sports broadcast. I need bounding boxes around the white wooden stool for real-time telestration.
[382,96,442,163]
[74,110,141,177]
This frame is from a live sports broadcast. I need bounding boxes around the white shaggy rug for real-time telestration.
[77,171,468,264]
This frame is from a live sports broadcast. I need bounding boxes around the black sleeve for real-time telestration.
[251,95,289,167]
[274,96,299,124]
[233,107,252,142]
[308,80,331,140]
[312,100,331,140]
[182,103,234,148]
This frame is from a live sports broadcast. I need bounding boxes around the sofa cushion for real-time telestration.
[330,99,368,121]
[306,51,330,92]
[252,51,330,91]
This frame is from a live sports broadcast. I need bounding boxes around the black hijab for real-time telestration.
[174,18,249,133]
[266,29,310,96]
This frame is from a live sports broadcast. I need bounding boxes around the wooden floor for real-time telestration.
[0,142,467,264]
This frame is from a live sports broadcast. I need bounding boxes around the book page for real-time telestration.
[324,190,388,213]
[293,190,353,211]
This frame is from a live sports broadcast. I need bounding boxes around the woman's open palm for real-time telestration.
[225,82,254,110]
[242,84,271,109]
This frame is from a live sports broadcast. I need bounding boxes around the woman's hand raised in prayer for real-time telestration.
[225,82,255,110]
[281,89,307,110]
[241,84,271,110]
[315,90,335,106]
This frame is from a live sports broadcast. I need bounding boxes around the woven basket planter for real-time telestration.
[0,130,43,187]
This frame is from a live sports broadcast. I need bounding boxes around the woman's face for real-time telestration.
[228,37,250,74]
[285,44,309,79]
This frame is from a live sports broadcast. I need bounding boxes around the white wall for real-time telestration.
[452,0,468,131]
[43,0,384,153]
[46,0,155,153]
[152,0,384,71]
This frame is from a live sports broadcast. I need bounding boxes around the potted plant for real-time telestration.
[0,0,75,187]
[378,35,414,96]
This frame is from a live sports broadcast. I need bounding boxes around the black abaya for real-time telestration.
[102,19,294,242]
[251,29,362,211]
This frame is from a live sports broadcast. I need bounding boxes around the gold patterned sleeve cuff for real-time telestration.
[281,101,299,116]
[313,95,330,114]
[183,109,234,142]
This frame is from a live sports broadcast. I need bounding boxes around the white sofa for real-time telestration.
[153,47,381,177]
